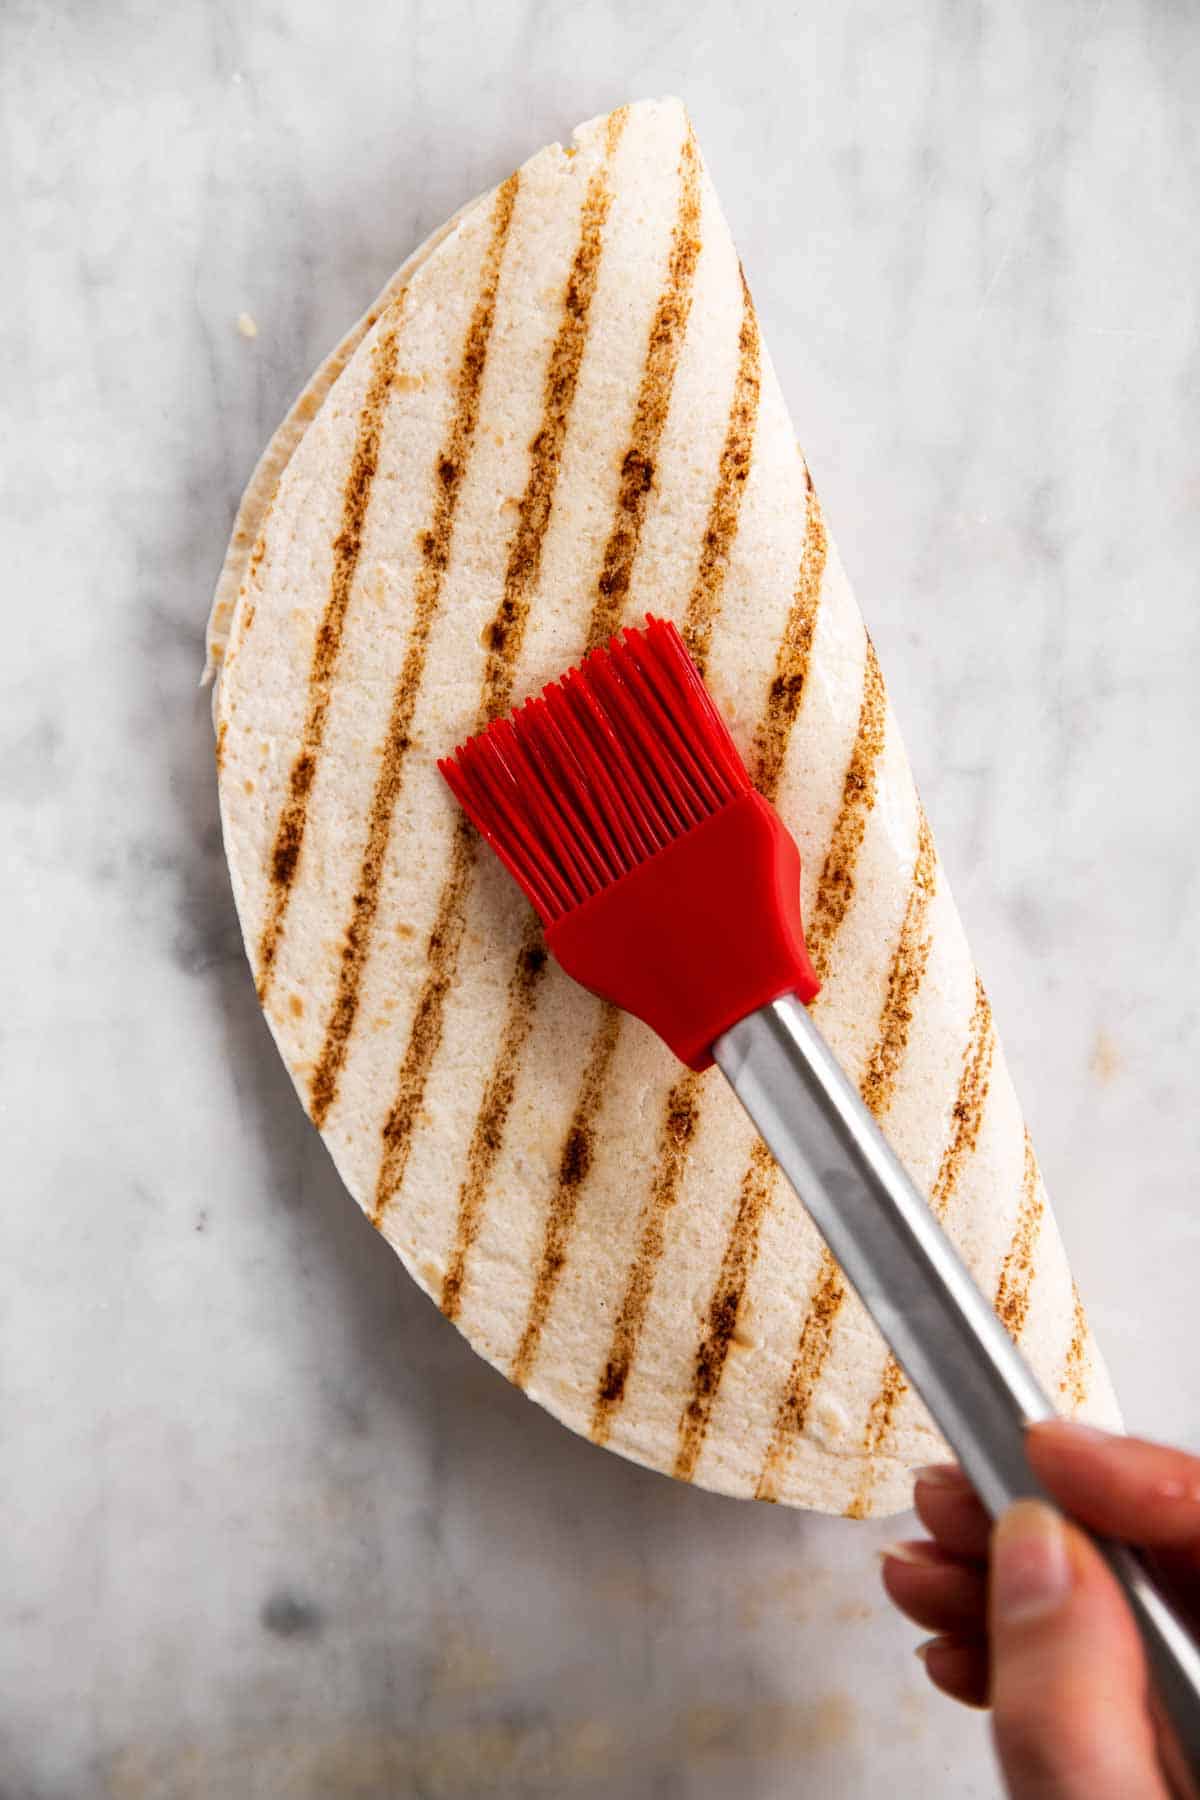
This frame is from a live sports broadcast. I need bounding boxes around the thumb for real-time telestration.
[989,1500,1168,1800]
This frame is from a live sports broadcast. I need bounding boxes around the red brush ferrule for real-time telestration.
[546,790,820,1071]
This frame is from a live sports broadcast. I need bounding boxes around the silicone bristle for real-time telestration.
[437,617,752,924]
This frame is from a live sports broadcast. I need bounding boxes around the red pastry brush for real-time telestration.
[442,616,819,1069]
[440,615,1200,1759]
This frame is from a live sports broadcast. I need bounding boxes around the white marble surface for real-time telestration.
[3,2,1198,1795]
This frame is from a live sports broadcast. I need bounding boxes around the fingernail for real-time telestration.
[914,1463,969,1489]
[992,1500,1071,1626]
[1156,1478,1200,1503]
[878,1540,940,1567]
[914,1637,936,1663]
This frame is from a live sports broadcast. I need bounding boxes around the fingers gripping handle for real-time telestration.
[714,995,1200,1776]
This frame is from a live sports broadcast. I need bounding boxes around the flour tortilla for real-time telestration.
[205,193,483,687]
[210,98,1119,1516]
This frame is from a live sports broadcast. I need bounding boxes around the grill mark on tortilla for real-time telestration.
[215,721,227,773]
[591,1074,702,1443]
[374,814,477,1224]
[447,122,704,1349]
[858,812,937,1119]
[673,1139,776,1479]
[306,174,519,1127]
[510,1006,623,1388]
[803,639,888,982]
[248,532,267,583]
[479,108,630,711]
[371,110,628,1227]
[843,1359,908,1518]
[1060,1281,1089,1409]
[590,473,825,1443]
[680,269,761,673]
[931,975,995,1218]
[755,1255,844,1502]
[749,466,826,803]
[254,302,406,999]
[587,129,703,650]
[994,1129,1046,1343]
[777,1226,979,1508]
[843,973,997,1513]
[440,928,548,1321]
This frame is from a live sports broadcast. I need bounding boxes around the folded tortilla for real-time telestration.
[208,98,1119,1515]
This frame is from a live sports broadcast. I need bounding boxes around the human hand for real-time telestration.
[880,1421,1200,1798]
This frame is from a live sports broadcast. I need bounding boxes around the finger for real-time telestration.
[1029,1422,1200,1565]
[913,1466,991,1560]
[989,1499,1169,1800]
[881,1541,989,1636]
[917,1634,990,1709]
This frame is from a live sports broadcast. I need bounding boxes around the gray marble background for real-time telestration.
[3,1,1198,1795]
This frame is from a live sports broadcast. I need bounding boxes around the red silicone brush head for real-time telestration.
[439,617,820,1070]
[441,618,752,922]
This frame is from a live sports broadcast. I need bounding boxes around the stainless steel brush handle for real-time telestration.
[715,994,1200,1774]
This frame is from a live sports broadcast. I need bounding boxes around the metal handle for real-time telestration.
[714,994,1200,1774]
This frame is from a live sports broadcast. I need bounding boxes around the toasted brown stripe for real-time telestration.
[591,1074,702,1445]
[756,1252,843,1502]
[843,1358,908,1518]
[371,111,628,1227]
[844,971,997,1513]
[994,1129,1046,1341]
[750,468,827,804]
[674,1140,776,1480]
[374,815,477,1222]
[803,639,888,982]
[681,269,760,675]
[247,531,267,593]
[931,975,995,1218]
[587,129,703,650]
[511,1006,623,1388]
[859,812,937,1120]
[590,469,827,1444]
[1060,1281,1089,1409]
[310,174,519,1126]
[440,928,549,1320]
[475,123,705,1365]
[255,306,405,998]
[480,107,630,715]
